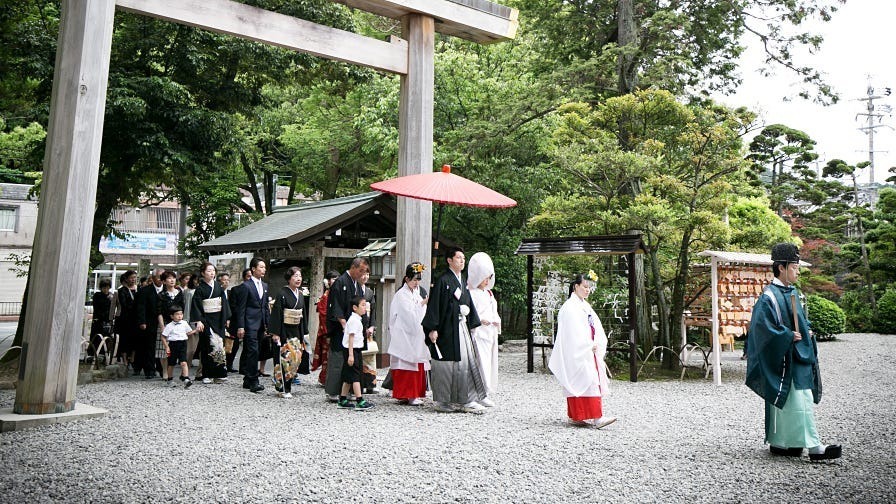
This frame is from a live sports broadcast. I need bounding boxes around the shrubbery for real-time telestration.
[876,290,896,334]
[807,294,845,340]
[839,290,875,332]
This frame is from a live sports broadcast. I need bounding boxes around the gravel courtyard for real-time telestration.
[1,333,893,503]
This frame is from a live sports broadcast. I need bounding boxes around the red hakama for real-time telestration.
[567,396,603,422]
[391,363,427,400]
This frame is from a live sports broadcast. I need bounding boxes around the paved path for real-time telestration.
[0,334,893,503]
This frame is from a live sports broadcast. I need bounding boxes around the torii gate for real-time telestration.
[13,0,517,416]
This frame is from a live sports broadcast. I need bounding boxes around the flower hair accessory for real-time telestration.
[411,263,426,274]
[586,269,598,282]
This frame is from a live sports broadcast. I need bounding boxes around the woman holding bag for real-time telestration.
[269,266,310,398]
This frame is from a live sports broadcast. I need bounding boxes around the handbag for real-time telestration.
[298,348,310,375]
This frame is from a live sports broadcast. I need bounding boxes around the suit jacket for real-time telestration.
[235,277,269,334]
[226,286,243,338]
[422,270,481,361]
[135,284,161,331]
[326,271,360,349]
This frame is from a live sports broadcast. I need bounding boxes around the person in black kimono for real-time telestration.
[269,266,310,398]
[191,261,230,383]
[324,257,369,400]
[422,246,488,413]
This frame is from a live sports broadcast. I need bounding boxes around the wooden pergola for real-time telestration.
[14,0,517,415]
[515,235,645,382]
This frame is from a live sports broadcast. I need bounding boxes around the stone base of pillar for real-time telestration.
[0,403,107,433]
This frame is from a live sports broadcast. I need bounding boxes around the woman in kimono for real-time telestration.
[269,267,310,398]
[386,262,430,406]
[548,272,616,429]
[190,262,229,383]
[467,252,500,407]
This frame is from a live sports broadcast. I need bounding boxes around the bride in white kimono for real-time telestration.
[548,273,616,428]
[467,252,500,407]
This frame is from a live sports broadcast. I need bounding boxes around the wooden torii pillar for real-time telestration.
[14,0,517,415]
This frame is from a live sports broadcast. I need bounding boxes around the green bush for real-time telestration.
[839,290,874,332]
[876,290,896,334]
[807,294,845,340]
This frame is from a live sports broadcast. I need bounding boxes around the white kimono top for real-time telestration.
[386,284,431,371]
[548,294,609,398]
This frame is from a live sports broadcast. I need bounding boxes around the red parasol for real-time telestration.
[370,164,517,208]
[370,164,517,251]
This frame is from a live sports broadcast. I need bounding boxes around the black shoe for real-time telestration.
[242,382,252,389]
[769,446,803,457]
[809,445,842,461]
[259,372,271,377]
[227,368,238,373]
[364,388,378,395]
[144,375,154,379]
[249,384,265,393]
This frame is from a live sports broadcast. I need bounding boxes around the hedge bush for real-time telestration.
[807,294,845,341]
[839,290,874,332]
[876,290,896,334]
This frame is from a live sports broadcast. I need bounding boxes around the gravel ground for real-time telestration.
[0,333,893,503]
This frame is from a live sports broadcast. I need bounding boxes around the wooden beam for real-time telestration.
[395,14,434,296]
[116,0,409,74]
[14,0,117,415]
[337,0,518,43]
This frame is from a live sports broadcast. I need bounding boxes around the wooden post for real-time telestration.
[526,254,534,373]
[14,0,116,414]
[627,252,638,382]
[710,256,722,385]
[307,241,325,350]
[395,14,435,289]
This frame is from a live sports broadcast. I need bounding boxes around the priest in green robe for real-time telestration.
[745,243,841,461]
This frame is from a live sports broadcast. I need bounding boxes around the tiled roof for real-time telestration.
[200,192,392,253]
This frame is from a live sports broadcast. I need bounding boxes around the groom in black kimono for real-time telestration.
[422,246,487,413]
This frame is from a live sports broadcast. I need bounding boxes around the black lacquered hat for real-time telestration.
[771,243,800,263]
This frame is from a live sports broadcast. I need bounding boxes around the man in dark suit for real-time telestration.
[225,268,250,373]
[422,246,487,413]
[235,258,269,393]
[324,257,369,400]
[135,269,164,379]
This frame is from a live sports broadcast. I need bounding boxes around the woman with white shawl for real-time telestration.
[548,272,616,428]
[386,262,430,405]
[467,252,500,407]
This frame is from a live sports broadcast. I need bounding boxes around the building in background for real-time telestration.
[0,183,38,315]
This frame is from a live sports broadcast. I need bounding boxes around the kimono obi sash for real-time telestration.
[202,297,222,313]
[283,308,303,326]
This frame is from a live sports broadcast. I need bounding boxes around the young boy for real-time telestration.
[161,305,197,388]
[338,296,374,410]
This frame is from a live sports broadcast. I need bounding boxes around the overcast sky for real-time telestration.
[715,1,896,185]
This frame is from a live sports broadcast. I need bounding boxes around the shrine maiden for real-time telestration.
[386,262,430,405]
[548,272,616,428]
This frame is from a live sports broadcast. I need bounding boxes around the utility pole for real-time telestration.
[856,82,892,187]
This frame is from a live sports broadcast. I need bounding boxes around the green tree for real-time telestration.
[530,90,761,361]
[747,124,818,216]
[728,196,793,251]
[513,0,844,102]
[822,159,876,315]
